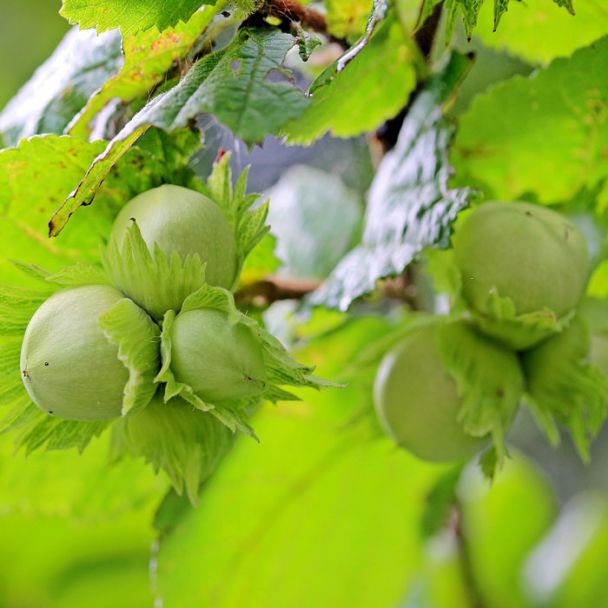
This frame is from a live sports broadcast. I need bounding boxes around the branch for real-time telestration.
[235,273,420,309]
[267,0,329,36]
[247,0,346,44]
[235,276,321,308]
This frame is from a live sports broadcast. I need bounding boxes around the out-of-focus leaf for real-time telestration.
[325,0,373,38]
[0,432,163,519]
[69,11,214,139]
[155,317,451,607]
[474,0,608,64]
[0,507,155,608]
[284,18,416,145]
[524,494,608,608]
[459,455,557,608]
[452,37,608,207]
[0,28,122,147]
[444,0,574,40]
[420,465,463,539]
[60,0,214,35]
[49,28,308,237]
[238,233,280,285]
[311,53,473,311]
[266,165,363,280]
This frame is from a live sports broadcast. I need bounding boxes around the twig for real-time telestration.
[235,273,420,309]
[267,0,329,35]
[248,0,347,45]
[235,276,322,308]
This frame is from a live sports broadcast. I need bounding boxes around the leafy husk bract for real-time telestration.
[119,394,234,505]
[98,297,161,416]
[102,220,208,321]
[522,315,608,462]
[436,318,524,470]
[473,289,575,351]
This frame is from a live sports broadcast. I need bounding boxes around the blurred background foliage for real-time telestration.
[1,1,608,607]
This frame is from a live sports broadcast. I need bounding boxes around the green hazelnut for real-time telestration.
[170,308,267,403]
[110,184,237,289]
[453,202,589,347]
[373,322,489,462]
[20,285,130,421]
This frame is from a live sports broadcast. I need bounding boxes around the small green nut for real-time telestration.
[110,184,237,289]
[170,308,267,403]
[453,202,589,348]
[20,285,129,421]
[373,321,488,463]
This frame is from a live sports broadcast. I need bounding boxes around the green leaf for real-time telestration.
[420,465,463,539]
[0,432,162,519]
[444,0,576,41]
[98,298,161,416]
[266,165,363,280]
[553,0,575,16]
[0,136,114,283]
[0,28,122,146]
[417,0,443,27]
[154,316,451,607]
[49,28,308,237]
[60,0,215,35]
[121,395,233,504]
[310,53,473,311]
[284,18,416,144]
[325,0,374,38]
[474,0,608,63]
[69,11,215,139]
[452,36,608,207]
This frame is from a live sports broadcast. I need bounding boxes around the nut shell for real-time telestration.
[110,184,237,289]
[20,285,129,421]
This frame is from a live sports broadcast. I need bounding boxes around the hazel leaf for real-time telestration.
[309,53,474,311]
